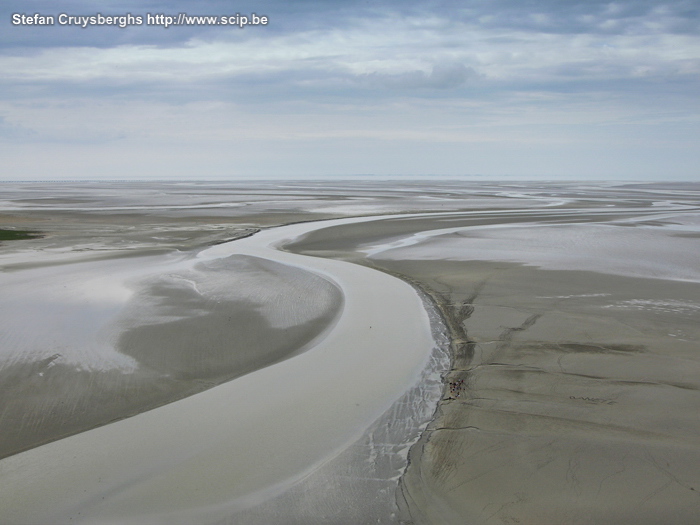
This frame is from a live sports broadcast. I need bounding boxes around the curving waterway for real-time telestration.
[0,216,444,525]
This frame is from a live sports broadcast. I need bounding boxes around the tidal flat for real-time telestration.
[0,180,699,524]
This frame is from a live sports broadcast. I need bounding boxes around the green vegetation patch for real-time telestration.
[0,229,42,241]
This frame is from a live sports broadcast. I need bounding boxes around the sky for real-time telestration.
[1,0,699,181]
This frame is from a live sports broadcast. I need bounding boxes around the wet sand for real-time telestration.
[286,184,700,524]
[1,181,699,524]
[392,261,700,525]
[0,252,342,459]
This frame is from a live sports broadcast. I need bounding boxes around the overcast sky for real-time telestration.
[1,0,699,180]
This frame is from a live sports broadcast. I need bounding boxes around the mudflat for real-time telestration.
[287,184,700,524]
[391,261,700,525]
[1,180,699,524]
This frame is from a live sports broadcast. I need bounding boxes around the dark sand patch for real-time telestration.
[0,228,41,241]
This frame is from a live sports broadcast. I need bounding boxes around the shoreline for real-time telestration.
[360,263,475,520]
[232,283,451,524]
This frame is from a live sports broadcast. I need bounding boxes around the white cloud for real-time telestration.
[1,2,698,180]
[2,13,698,91]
